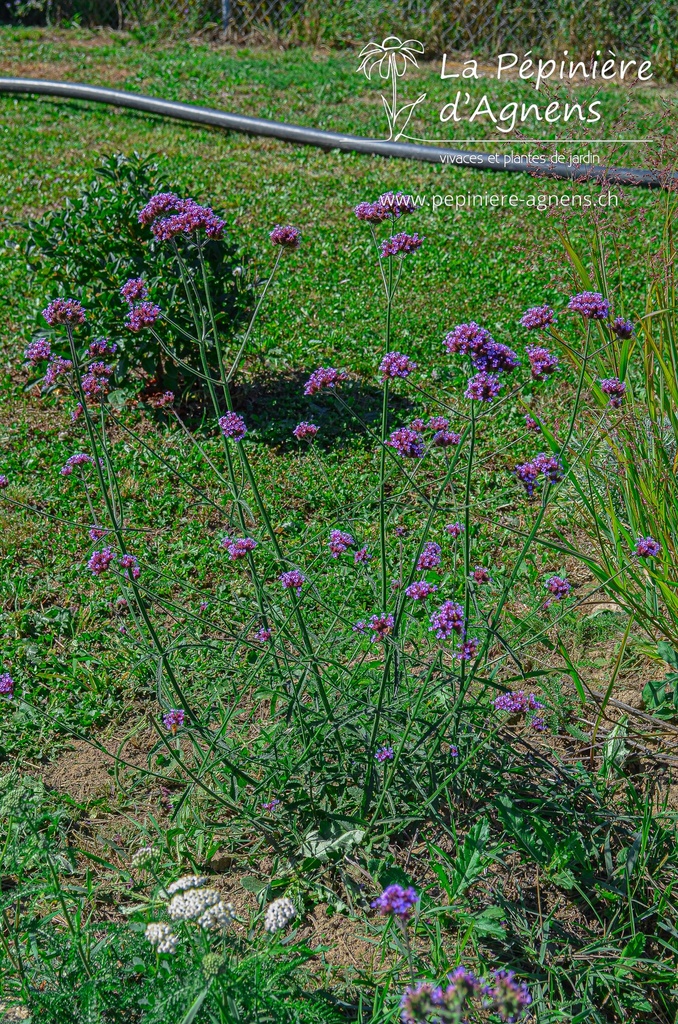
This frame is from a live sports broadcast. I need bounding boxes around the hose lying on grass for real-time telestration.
[0,76,673,189]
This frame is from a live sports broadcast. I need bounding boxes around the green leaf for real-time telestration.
[643,678,669,710]
[180,984,211,1024]
[429,819,491,903]
[657,641,678,669]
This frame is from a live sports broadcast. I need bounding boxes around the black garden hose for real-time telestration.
[0,76,672,189]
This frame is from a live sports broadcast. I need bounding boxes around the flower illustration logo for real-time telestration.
[357,36,427,141]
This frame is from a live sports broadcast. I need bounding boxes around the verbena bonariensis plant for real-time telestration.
[8,188,678,1021]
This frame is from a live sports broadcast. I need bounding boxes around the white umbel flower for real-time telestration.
[264,896,296,933]
[168,886,220,921]
[166,874,207,896]
[145,921,178,954]
[198,899,236,931]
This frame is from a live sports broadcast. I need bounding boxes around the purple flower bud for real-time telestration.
[520,305,556,330]
[279,570,306,595]
[472,565,491,584]
[613,317,634,339]
[44,357,73,388]
[61,452,95,476]
[329,530,355,557]
[0,475,8,489]
[255,627,272,643]
[379,351,417,381]
[544,575,571,600]
[120,277,148,306]
[126,302,161,332]
[270,225,301,249]
[386,427,425,459]
[526,345,558,380]
[219,412,247,441]
[223,537,257,560]
[429,600,465,640]
[465,372,502,402]
[354,546,371,564]
[635,535,661,558]
[417,542,442,570]
[405,580,438,600]
[0,672,14,698]
[445,522,463,538]
[427,416,449,430]
[568,291,610,319]
[120,553,140,580]
[163,709,185,734]
[371,883,419,920]
[432,429,461,448]
[379,232,424,259]
[261,798,280,812]
[25,338,52,363]
[525,414,541,432]
[88,548,115,576]
[148,391,174,409]
[375,746,394,762]
[455,637,479,661]
[303,366,349,396]
[293,421,318,440]
[599,377,626,408]
[367,613,395,642]
[42,298,86,326]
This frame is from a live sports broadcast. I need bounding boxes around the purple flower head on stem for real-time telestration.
[544,575,571,601]
[379,351,417,382]
[472,565,491,584]
[120,554,140,580]
[42,298,86,326]
[25,338,52,363]
[494,690,543,714]
[120,278,148,306]
[432,429,462,448]
[410,418,426,432]
[427,416,449,430]
[443,966,481,1007]
[354,546,371,564]
[443,321,492,357]
[81,372,109,400]
[483,969,532,1022]
[139,194,225,241]
[445,522,464,538]
[599,377,626,408]
[270,225,301,249]
[456,637,480,661]
[520,305,556,330]
[279,570,306,595]
[526,345,559,380]
[525,414,541,432]
[43,357,73,388]
[531,716,547,731]
[0,475,8,489]
[395,525,409,537]
[353,620,367,633]
[293,421,318,440]
[261,798,280,812]
[515,460,539,497]
[533,452,563,483]
[126,302,161,332]
[148,391,174,409]
[224,537,257,560]
[474,342,520,374]
[367,613,395,642]
[163,709,185,734]
[399,983,440,1024]
[354,200,389,223]
[405,580,438,600]
[635,536,661,558]
[613,317,634,339]
[61,452,94,476]
[88,548,115,576]
[449,744,459,757]
[429,600,465,640]
[568,291,610,319]
[255,627,272,643]
[71,403,83,423]
[379,191,416,216]
[386,427,425,459]
[0,673,14,698]
[417,542,442,570]
[88,338,117,358]
[303,366,349,396]
[375,746,394,762]
[379,232,424,259]
[89,527,107,542]
[371,884,419,920]
[219,412,247,441]
[465,372,502,402]
[329,530,355,557]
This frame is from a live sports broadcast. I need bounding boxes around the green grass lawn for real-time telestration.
[2,28,678,1023]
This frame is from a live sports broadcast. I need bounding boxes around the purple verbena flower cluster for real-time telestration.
[44,357,73,388]
[405,580,438,600]
[400,966,530,1024]
[379,232,424,259]
[354,191,415,223]
[255,627,273,643]
[429,600,465,639]
[635,535,661,558]
[261,798,280,812]
[0,475,8,489]
[270,225,301,249]
[42,298,86,326]
[515,452,563,496]
[386,427,425,459]
[126,302,162,333]
[148,391,174,409]
[494,690,543,713]
[81,360,114,400]
[223,537,257,560]
[0,673,14,697]
[432,429,461,448]
[138,193,225,241]
[120,554,141,580]
[544,575,571,601]
[120,277,148,305]
[417,542,442,570]
[445,522,464,538]
[368,613,395,642]
[375,746,394,762]
[568,291,610,319]
[303,367,349,395]
[427,416,449,430]
[88,548,115,576]
[526,345,559,380]
[329,530,355,557]
[525,414,541,432]
[472,565,491,584]
[293,421,318,440]
[483,969,533,1022]
[25,338,52,363]
[456,637,480,661]
[61,453,94,476]
[379,351,417,381]
[279,570,306,595]
[520,305,556,330]
[465,372,503,402]
[354,546,371,564]
[613,317,634,338]
[163,709,185,733]
[599,377,626,408]
[371,884,419,920]
[219,412,247,441]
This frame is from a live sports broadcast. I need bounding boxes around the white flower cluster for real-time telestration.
[166,874,207,896]
[167,885,235,931]
[264,897,296,933]
[131,845,158,869]
[198,900,236,932]
[145,921,178,954]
